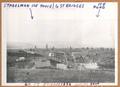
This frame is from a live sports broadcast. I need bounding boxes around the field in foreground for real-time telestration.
[7,68,114,83]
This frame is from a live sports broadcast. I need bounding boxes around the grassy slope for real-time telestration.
[8,68,114,83]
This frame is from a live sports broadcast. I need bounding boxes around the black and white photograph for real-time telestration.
[2,2,118,86]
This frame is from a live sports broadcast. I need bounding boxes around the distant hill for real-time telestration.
[7,42,34,49]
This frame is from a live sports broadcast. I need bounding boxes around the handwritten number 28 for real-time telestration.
[93,3,106,9]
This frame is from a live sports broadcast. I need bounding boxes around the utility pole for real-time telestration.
[46,44,48,50]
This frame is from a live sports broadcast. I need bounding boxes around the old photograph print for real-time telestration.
[2,2,118,85]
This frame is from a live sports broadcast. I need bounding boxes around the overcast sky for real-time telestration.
[2,3,117,48]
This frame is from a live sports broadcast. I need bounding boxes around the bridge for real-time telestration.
[48,52,67,67]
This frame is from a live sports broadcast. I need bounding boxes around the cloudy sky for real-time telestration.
[2,3,117,48]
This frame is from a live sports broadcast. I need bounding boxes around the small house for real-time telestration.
[16,57,25,62]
